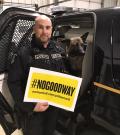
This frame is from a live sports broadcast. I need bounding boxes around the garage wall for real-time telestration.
[103,0,117,7]
[0,1,120,15]
[59,0,101,9]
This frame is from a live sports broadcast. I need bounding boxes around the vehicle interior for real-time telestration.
[53,14,94,77]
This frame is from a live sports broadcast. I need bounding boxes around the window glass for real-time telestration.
[112,17,120,89]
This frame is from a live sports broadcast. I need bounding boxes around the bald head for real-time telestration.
[35,15,52,25]
[33,15,52,47]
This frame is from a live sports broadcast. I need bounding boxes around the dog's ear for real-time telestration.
[81,32,89,43]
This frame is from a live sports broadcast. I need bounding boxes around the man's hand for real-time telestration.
[34,102,49,112]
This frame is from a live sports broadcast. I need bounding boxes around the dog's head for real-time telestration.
[67,37,85,76]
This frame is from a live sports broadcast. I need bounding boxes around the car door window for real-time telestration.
[53,13,95,77]
[112,17,120,89]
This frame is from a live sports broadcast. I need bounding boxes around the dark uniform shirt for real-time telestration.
[7,36,67,113]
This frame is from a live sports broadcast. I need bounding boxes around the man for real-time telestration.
[7,15,67,135]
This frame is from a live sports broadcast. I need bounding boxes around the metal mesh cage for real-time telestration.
[12,19,34,46]
[0,17,35,73]
[0,21,16,73]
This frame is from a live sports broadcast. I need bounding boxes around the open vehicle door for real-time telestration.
[0,7,53,135]
[77,8,120,135]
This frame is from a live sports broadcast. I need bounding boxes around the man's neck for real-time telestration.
[43,41,50,48]
[43,43,48,48]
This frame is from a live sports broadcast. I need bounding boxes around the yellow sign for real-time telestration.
[24,67,82,111]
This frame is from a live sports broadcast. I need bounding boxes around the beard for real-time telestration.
[36,35,50,44]
[40,36,50,43]
[36,36,50,44]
